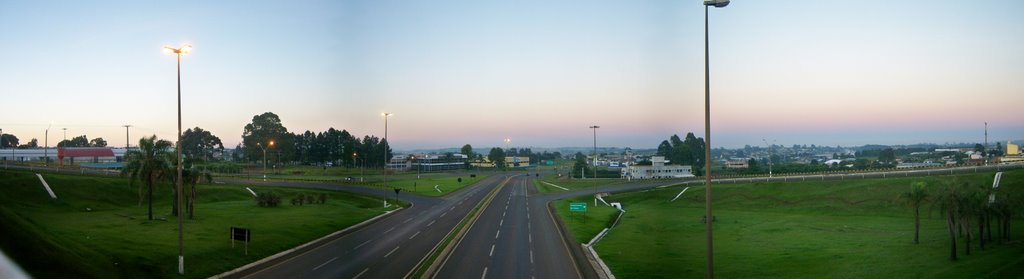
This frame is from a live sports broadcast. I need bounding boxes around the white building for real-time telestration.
[620,156,694,179]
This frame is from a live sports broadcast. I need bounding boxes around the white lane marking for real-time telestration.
[409,231,421,239]
[499,219,503,227]
[459,200,464,205]
[353,268,370,279]
[529,234,532,243]
[530,250,534,264]
[312,256,338,271]
[384,227,395,234]
[495,230,500,239]
[440,212,448,218]
[489,244,495,257]
[404,217,413,223]
[482,267,488,279]
[450,206,455,211]
[527,211,530,219]
[427,220,436,227]
[385,246,400,258]
[502,212,506,218]
[354,239,373,250]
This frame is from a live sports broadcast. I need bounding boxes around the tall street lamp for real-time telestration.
[44,122,51,166]
[354,152,364,182]
[702,1,728,278]
[382,112,392,208]
[163,43,191,275]
[763,138,774,178]
[589,125,600,179]
[258,141,274,181]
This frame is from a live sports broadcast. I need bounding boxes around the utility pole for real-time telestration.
[123,125,132,149]
[984,122,988,165]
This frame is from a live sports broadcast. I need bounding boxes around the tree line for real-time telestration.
[237,112,393,168]
[655,132,706,176]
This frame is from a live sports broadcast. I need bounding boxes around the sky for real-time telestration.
[1,0,1022,151]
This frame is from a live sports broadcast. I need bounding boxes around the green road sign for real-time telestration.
[570,202,587,213]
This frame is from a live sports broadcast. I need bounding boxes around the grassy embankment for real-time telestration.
[0,170,402,278]
[241,165,492,197]
[554,170,1024,278]
[534,175,627,193]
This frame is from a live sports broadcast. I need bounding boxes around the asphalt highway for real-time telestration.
[217,174,510,279]
[435,175,582,279]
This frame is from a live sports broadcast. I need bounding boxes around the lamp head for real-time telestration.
[704,0,730,8]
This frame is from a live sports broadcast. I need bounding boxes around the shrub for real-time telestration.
[318,193,327,204]
[255,191,281,207]
[305,194,315,205]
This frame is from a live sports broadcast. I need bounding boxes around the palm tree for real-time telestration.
[959,189,985,255]
[178,159,212,219]
[899,182,929,244]
[122,135,173,220]
[935,183,962,260]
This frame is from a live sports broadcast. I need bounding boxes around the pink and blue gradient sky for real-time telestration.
[1,0,1021,150]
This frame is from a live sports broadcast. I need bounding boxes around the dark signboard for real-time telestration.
[231,227,251,242]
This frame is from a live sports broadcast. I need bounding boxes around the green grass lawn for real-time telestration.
[0,170,401,278]
[365,173,492,196]
[535,177,625,193]
[554,170,1024,278]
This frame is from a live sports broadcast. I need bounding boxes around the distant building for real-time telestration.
[1007,142,1020,156]
[1001,142,1023,163]
[469,156,531,168]
[621,156,693,179]
[389,154,468,171]
[725,160,749,169]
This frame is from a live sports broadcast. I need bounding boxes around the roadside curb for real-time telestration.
[546,202,600,279]
[209,207,404,279]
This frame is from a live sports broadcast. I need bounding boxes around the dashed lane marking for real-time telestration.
[384,246,400,258]
[312,257,337,271]
[353,268,369,279]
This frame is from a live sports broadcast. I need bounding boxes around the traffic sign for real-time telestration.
[570,202,587,213]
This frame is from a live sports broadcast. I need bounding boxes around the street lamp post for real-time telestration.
[354,152,364,182]
[258,141,274,181]
[163,43,191,275]
[703,1,728,278]
[590,125,600,179]
[61,128,66,168]
[382,112,392,208]
[763,139,774,178]
[44,123,51,167]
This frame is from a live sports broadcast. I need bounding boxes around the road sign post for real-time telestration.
[570,202,588,222]
[231,227,251,255]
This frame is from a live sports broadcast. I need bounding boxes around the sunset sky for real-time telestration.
[1,0,1021,151]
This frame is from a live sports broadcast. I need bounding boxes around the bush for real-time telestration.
[305,194,315,205]
[317,193,327,204]
[292,194,304,206]
[255,191,281,207]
